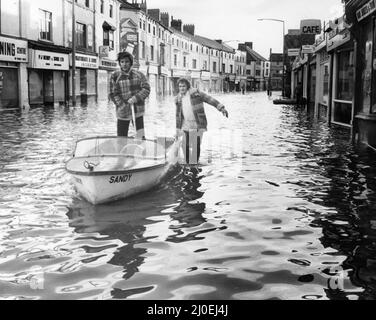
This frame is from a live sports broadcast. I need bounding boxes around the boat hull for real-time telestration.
[67,137,180,205]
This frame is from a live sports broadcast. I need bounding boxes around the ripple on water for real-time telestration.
[1,94,376,299]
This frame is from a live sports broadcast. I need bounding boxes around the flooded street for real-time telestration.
[1,92,376,300]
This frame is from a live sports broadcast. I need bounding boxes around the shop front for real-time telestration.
[158,66,170,96]
[228,74,236,92]
[190,70,201,90]
[28,49,69,106]
[70,53,99,103]
[0,36,28,109]
[326,17,355,128]
[149,65,159,99]
[345,0,376,147]
[200,71,210,92]
[314,34,331,120]
[211,74,220,93]
[98,58,118,101]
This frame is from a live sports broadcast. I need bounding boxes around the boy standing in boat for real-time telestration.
[175,78,229,165]
[109,52,151,139]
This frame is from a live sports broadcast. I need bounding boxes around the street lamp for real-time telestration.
[258,18,286,97]
[72,0,76,106]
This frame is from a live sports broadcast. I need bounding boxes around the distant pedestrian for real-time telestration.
[267,80,273,97]
[109,51,151,139]
[295,82,304,107]
[175,78,229,166]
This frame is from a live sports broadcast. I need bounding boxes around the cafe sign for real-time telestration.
[356,0,376,22]
[300,19,322,35]
[0,36,28,63]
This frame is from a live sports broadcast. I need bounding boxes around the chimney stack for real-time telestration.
[160,12,170,27]
[171,17,182,32]
[183,24,195,35]
[148,9,161,21]
[140,0,147,13]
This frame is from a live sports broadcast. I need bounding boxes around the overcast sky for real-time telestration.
[146,0,344,58]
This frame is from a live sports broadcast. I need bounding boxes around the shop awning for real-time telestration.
[102,21,116,31]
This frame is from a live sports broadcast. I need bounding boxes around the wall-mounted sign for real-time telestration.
[288,48,301,57]
[126,32,138,43]
[72,53,99,69]
[99,46,109,58]
[159,66,169,76]
[0,36,28,63]
[327,29,351,52]
[356,0,376,22]
[301,45,315,54]
[29,49,69,70]
[100,58,118,70]
[300,19,322,34]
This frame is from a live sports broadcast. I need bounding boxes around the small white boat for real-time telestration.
[66,136,181,205]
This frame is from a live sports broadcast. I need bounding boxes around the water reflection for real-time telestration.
[3,93,376,300]
[281,113,376,300]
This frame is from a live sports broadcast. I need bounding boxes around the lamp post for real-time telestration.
[72,0,76,106]
[258,18,286,97]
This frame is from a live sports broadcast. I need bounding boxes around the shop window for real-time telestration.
[321,63,329,105]
[0,68,19,108]
[336,50,354,101]
[361,22,373,114]
[39,9,52,41]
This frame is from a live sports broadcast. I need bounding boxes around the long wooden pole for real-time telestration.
[72,0,76,106]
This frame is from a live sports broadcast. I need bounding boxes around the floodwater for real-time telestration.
[1,92,376,300]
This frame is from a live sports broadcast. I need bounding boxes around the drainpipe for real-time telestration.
[351,38,358,144]
[327,52,334,125]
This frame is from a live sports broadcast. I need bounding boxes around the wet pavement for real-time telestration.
[1,91,376,300]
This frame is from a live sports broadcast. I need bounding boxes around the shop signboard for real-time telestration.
[191,71,201,79]
[201,71,211,80]
[0,36,28,63]
[159,66,169,76]
[356,0,376,22]
[73,53,99,69]
[327,29,351,52]
[300,19,322,35]
[302,45,315,54]
[288,48,301,57]
[30,50,69,70]
[100,58,118,70]
[149,65,159,75]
